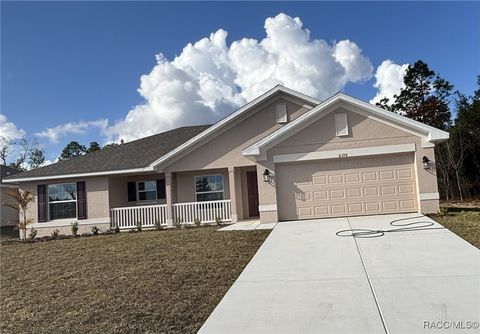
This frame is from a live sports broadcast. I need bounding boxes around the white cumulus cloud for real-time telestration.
[35,119,108,143]
[0,114,25,140]
[370,60,409,105]
[105,13,373,142]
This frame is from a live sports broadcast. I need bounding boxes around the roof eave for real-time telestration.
[3,166,154,183]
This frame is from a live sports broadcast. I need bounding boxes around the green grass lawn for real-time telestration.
[0,227,270,334]
[431,211,480,248]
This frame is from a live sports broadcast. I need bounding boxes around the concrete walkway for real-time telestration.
[219,220,277,231]
[199,213,480,334]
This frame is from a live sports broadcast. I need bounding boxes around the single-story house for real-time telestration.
[1,165,20,227]
[3,85,449,237]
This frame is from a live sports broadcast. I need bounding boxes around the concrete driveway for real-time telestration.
[199,213,480,334]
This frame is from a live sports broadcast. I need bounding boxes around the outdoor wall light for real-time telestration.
[422,156,433,170]
[263,169,271,182]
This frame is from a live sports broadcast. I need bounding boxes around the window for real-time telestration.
[335,113,349,136]
[276,103,288,124]
[48,183,77,220]
[137,181,157,201]
[195,175,224,201]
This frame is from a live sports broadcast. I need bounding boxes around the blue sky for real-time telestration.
[1,1,479,163]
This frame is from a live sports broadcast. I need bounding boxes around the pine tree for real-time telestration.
[86,141,101,153]
[59,141,86,161]
[391,60,452,130]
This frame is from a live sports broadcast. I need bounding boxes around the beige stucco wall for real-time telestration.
[164,94,315,172]
[108,173,166,208]
[269,107,414,155]
[1,186,19,226]
[33,222,112,238]
[258,105,441,222]
[20,176,110,235]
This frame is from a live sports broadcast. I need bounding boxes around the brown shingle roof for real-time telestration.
[5,125,211,180]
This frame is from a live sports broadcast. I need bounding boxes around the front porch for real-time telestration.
[108,166,261,229]
[110,200,233,229]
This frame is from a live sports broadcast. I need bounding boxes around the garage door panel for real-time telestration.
[365,202,381,212]
[347,188,362,197]
[362,171,378,182]
[379,170,395,180]
[348,203,363,214]
[398,184,415,194]
[345,173,361,183]
[328,174,344,184]
[277,154,418,220]
[313,191,328,200]
[397,168,414,179]
[364,187,379,196]
[400,200,416,210]
[315,206,329,215]
[381,185,396,195]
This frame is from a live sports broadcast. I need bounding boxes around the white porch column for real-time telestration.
[228,167,238,223]
[165,171,174,227]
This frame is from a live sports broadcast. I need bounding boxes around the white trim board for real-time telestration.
[4,167,154,183]
[419,193,440,200]
[273,143,416,163]
[259,204,277,212]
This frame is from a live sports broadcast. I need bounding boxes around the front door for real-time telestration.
[246,171,260,217]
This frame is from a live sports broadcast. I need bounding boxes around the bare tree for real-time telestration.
[0,136,12,165]
[435,143,452,201]
[0,138,43,170]
[445,129,470,201]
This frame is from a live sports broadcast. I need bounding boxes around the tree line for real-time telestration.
[56,140,122,161]
[377,60,479,201]
[0,139,122,171]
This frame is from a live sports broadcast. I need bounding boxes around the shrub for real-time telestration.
[28,227,37,240]
[194,218,201,227]
[71,221,79,236]
[439,206,449,216]
[154,220,163,230]
[174,217,183,229]
[136,221,142,232]
[114,225,120,234]
[215,217,224,226]
[51,229,60,239]
[91,226,99,235]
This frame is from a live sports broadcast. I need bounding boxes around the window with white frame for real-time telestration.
[195,175,224,201]
[48,183,77,220]
[137,181,157,201]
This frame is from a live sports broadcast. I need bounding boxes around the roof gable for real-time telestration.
[150,85,320,169]
[242,93,449,158]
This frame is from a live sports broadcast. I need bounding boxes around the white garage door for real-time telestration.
[276,154,418,221]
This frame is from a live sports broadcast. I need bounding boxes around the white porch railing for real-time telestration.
[110,204,168,229]
[110,199,232,229]
[173,199,231,224]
